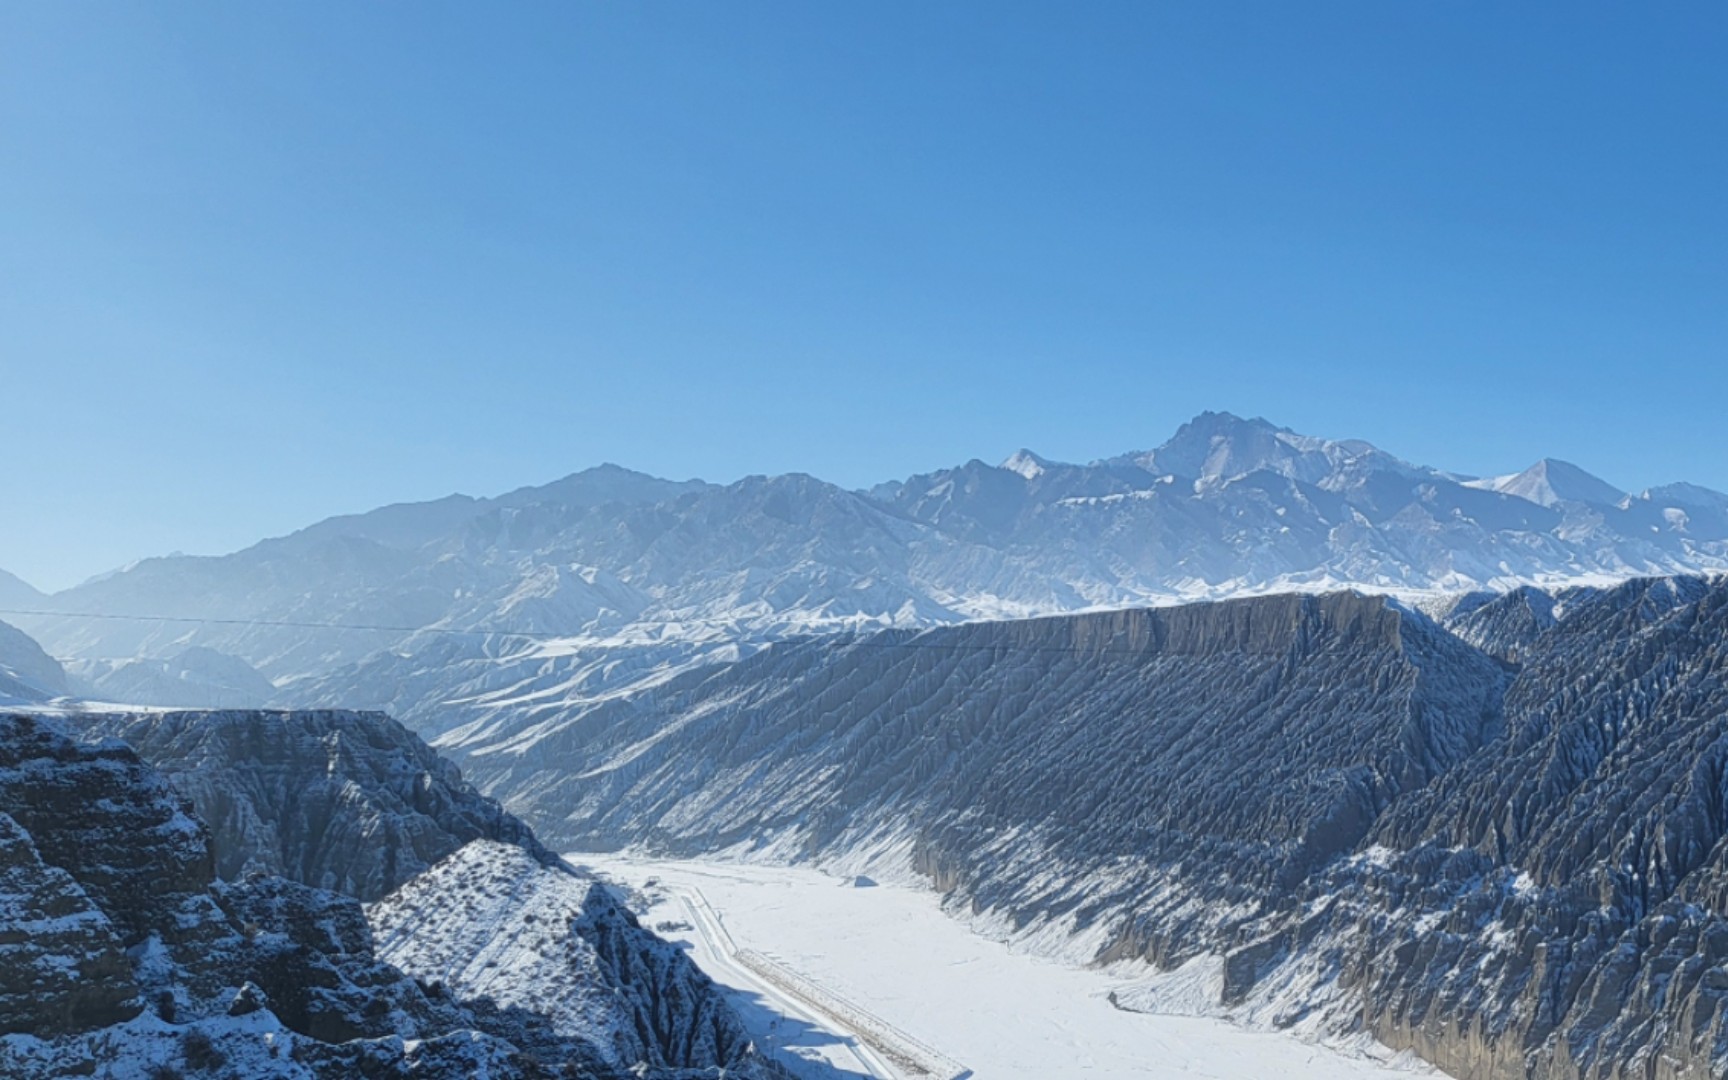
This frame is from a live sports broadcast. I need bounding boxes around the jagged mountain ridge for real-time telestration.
[449,577,1728,1079]
[11,413,1726,737]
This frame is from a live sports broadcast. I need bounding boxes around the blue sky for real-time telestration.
[2,3,1724,590]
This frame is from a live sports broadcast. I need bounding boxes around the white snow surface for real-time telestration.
[575,853,1437,1080]
[999,449,1050,480]
[0,1010,523,1080]
[0,1011,317,1080]
[366,840,639,1066]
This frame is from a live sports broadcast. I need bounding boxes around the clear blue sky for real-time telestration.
[2,3,1724,590]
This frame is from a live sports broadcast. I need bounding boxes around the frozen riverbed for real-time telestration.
[572,854,1437,1080]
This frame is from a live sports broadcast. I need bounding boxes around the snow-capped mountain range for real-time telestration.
[8,411,1727,737]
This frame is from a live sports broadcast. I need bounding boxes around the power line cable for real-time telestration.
[0,607,554,640]
[0,606,1175,659]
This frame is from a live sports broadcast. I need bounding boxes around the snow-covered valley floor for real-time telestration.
[572,854,1438,1080]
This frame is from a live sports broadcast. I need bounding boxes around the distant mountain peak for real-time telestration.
[1182,408,1270,429]
[1000,448,1052,480]
[1128,411,1407,488]
[568,461,668,481]
[1468,458,1626,508]
[518,461,679,489]
[494,463,710,510]
[1161,409,1282,448]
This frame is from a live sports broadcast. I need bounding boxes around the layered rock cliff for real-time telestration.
[49,706,780,1079]
[73,708,554,901]
[0,711,533,1078]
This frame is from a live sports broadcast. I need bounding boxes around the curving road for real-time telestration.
[639,874,900,1079]
[579,854,1431,1080]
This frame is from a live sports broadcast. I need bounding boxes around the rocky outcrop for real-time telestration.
[74,708,555,901]
[0,711,788,1079]
[0,713,217,948]
[572,877,759,1070]
[0,712,540,1078]
[370,840,760,1073]
[1333,576,1728,1078]
[458,579,1728,1079]
[45,707,789,1079]
[0,811,137,1037]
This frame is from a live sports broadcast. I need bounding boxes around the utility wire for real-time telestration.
[0,607,556,640]
[0,606,1173,659]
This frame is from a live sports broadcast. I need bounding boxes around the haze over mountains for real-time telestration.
[10,412,1727,716]
[0,568,44,610]
[0,619,68,705]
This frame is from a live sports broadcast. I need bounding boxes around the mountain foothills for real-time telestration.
[455,575,1728,1080]
[0,706,786,1080]
[9,412,1728,739]
[0,619,69,705]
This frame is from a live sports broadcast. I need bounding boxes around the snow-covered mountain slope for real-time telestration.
[371,840,760,1072]
[460,590,1507,876]
[0,567,44,610]
[876,412,1722,602]
[450,578,1728,1080]
[0,619,69,704]
[1463,456,1628,508]
[68,646,278,709]
[70,707,784,1077]
[14,412,1728,745]
[13,464,719,681]
[1642,481,1728,538]
[0,711,535,1078]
